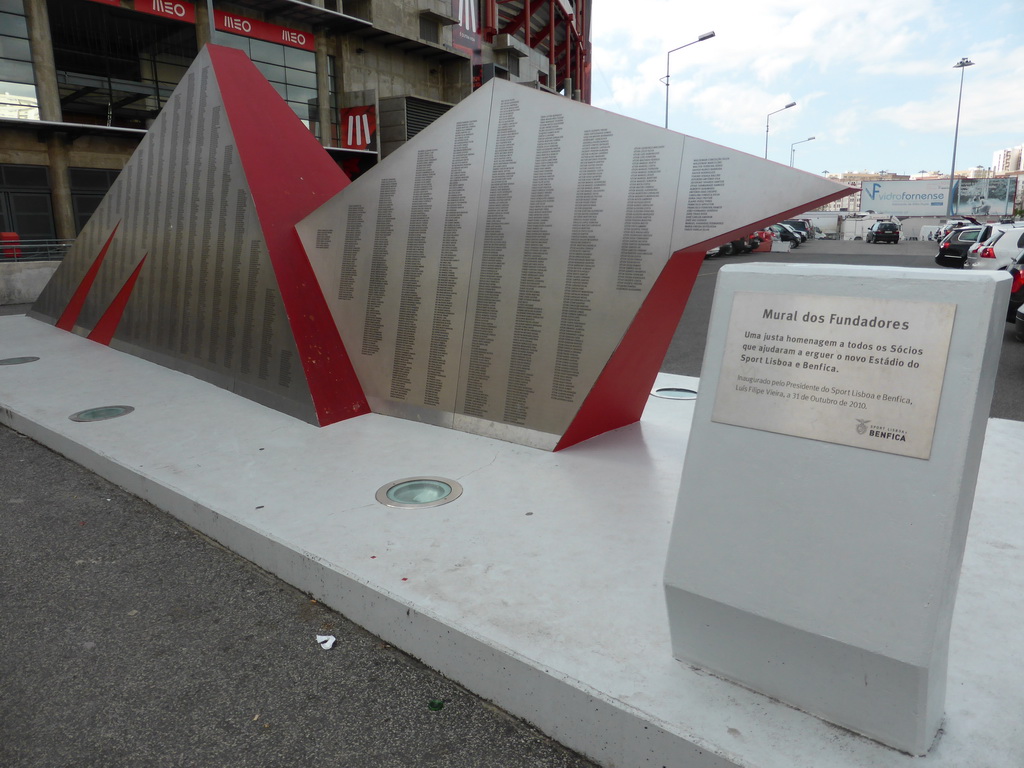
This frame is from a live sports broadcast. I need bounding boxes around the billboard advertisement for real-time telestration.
[861,178,1017,216]
[951,177,1017,217]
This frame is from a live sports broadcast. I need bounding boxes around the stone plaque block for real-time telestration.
[664,264,1010,754]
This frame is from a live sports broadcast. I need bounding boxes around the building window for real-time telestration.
[0,0,39,120]
[69,167,120,234]
[47,0,197,128]
[218,34,319,133]
[419,17,440,44]
[0,164,55,239]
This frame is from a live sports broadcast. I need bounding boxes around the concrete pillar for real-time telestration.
[46,137,75,239]
[22,0,60,122]
[196,0,212,49]
[24,0,75,238]
[315,33,333,147]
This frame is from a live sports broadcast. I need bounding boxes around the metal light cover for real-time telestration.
[68,405,135,422]
[376,477,463,509]
[652,387,698,400]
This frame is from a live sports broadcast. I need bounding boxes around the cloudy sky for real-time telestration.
[588,0,1024,175]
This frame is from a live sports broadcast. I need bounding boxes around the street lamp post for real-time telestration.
[789,136,815,166]
[662,31,716,129]
[765,101,796,159]
[946,57,975,216]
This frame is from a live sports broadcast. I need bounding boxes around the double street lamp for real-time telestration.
[946,57,975,216]
[662,31,716,129]
[765,101,796,159]
[790,136,815,166]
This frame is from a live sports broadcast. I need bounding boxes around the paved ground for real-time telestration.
[3,239,1020,767]
[0,418,596,767]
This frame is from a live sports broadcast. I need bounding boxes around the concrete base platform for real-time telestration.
[2,315,1022,767]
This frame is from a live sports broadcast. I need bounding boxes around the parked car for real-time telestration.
[767,223,801,247]
[782,219,814,240]
[935,225,985,268]
[937,218,978,241]
[866,221,900,244]
[1007,257,1024,326]
[965,224,1024,271]
[705,232,762,257]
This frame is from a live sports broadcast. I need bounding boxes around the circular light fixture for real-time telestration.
[68,405,135,422]
[376,477,463,509]
[0,356,39,365]
[652,387,698,400]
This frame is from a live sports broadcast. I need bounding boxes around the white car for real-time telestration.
[965,224,1024,271]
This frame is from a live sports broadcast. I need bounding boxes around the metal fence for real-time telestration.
[0,239,74,262]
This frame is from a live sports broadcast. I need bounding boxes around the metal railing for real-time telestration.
[0,239,75,262]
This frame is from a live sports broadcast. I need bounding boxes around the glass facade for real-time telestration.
[217,33,319,135]
[47,0,198,128]
[0,164,55,239]
[0,0,38,120]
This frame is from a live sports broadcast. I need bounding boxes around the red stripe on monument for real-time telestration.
[553,186,854,451]
[206,45,369,425]
[87,254,147,345]
[55,222,120,332]
[554,249,704,451]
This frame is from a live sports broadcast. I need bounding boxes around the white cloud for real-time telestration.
[590,0,1024,173]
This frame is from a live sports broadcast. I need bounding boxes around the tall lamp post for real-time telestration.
[662,31,716,129]
[765,101,796,159]
[789,136,815,166]
[946,57,974,216]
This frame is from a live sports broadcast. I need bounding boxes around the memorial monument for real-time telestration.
[664,264,1010,754]
[29,45,369,426]
[30,43,852,448]
[295,79,852,448]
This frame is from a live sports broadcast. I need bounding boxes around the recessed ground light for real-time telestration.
[69,405,135,422]
[0,356,39,365]
[376,477,463,509]
[652,387,698,400]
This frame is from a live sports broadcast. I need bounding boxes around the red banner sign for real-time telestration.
[340,106,376,151]
[134,0,196,24]
[215,10,315,51]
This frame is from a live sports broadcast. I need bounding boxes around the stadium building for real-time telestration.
[0,0,592,240]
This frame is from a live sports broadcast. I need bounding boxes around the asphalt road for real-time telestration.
[0,422,598,768]
[660,237,1024,422]
[0,304,598,766]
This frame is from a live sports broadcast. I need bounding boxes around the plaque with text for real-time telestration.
[299,79,853,449]
[712,292,956,459]
[30,46,366,426]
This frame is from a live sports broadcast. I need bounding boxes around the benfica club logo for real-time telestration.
[451,0,481,72]
[339,105,376,151]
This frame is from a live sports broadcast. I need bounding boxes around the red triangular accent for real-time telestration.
[554,249,703,450]
[207,45,369,425]
[87,254,147,345]
[55,222,120,331]
[553,185,852,451]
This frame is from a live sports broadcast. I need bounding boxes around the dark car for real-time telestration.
[1008,257,1024,329]
[935,225,985,268]
[767,223,801,247]
[782,219,813,240]
[866,221,900,244]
